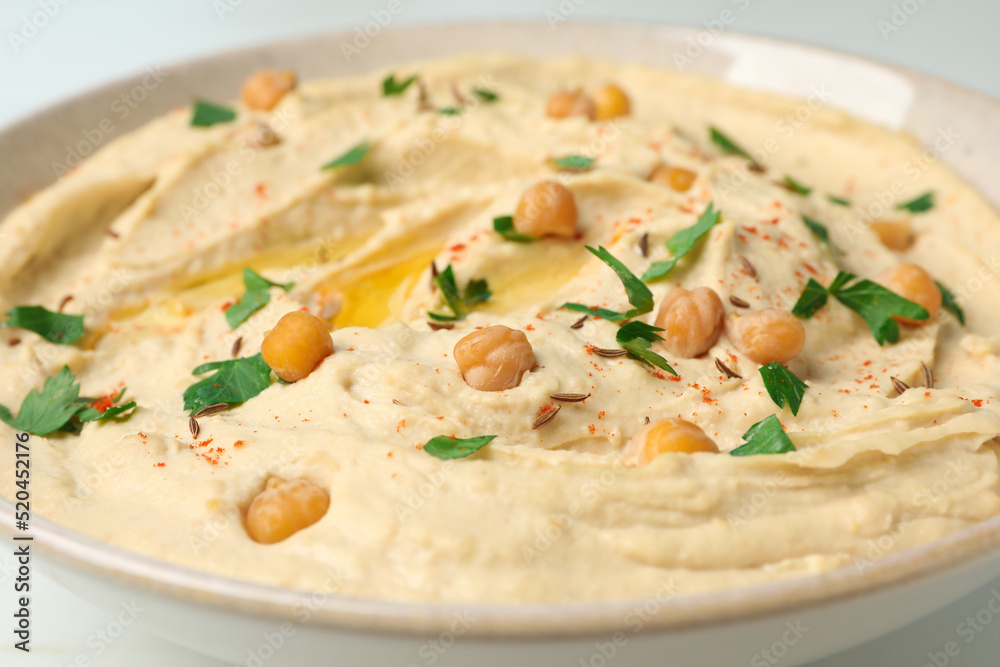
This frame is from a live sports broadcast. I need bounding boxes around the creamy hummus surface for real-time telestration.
[2,53,1000,603]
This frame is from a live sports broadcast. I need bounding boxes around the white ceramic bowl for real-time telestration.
[3,22,1000,667]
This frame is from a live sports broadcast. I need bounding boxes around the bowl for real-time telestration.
[2,21,1000,667]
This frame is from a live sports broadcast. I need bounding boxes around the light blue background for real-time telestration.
[2,1,999,665]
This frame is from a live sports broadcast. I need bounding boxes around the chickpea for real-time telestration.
[246,478,330,545]
[454,325,536,391]
[261,311,334,382]
[729,308,806,365]
[877,263,941,326]
[593,84,631,120]
[654,287,724,358]
[241,69,297,111]
[648,165,697,193]
[870,219,915,251]
[545,89,597,121]
[623,418,719,465]
[514,181,578,238]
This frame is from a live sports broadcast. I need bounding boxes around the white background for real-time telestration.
[2,1,1000,665]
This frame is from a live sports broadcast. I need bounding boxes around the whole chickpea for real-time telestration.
[593,84,631,120]
[654,287,724,358]
[454,325,536,391]
[870,219,915,251]
[729,308,806,365]
[545,89,597,121]
[648,165,697,193]
[245,478,330,545]
[877,263,940,326]
[514,181,578,238]
[623,418,719,465]
[261,311,334,382]
[241,69,297,111]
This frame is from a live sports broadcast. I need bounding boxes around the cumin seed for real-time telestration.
[7,337,21,347]
[645,416,650,425]
[639,233,649,258]
[550,393,591,402]
[594,348,627,358]
[729,295,749,308]
[450,82,468,107]
[570,315,588,330]
[392,399,405,406]
[231,336,243,358]
[105,229,120,239]
[922,362,934,389]
[430,261,439,290]
[193,403,229,418]
[715,357,742,379]
[428,321,454,331]
[890,376,910,395]
[189,417,200,439]
[739,255,758,280]
[532,404,561,429]
[748,162,766,174]
[58,295,73,312]
[417,80,432,112]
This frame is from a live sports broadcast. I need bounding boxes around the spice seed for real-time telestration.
[922,362,934,389]
[645,416,650,425]
[729,295,749,308]
[740,256,758,280]
[594,348,627,358]
[550,393,591,402]
[193,403,229,418]
[392,399,405,406]
[8,337,21,347]
[639,233,649,258]
[58,295,73,312]
[231,336,243,358]
[570,316,588,330]
[189,417,200,439]
[105,229,120,239]
[891,376,911,395]
[748,162,766,174]
[430,261,439,290]
[715,357,742,379]
[428,321,454,331]
[532,404,561,429]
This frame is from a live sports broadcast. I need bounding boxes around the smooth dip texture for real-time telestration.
[1,53,999,603]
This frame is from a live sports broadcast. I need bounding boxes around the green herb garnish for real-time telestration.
[423,434,496,460]
[225,268,294,329]
[758,362,807,416]
[730,415,796,456]
[183,353,272,414]
[2,306,84,344]
[615,321,677,375]
[897,191,934,213]
[936,280,965,325]
[792,271,929,345]
[551,155,595,171]
[826,194,851,207]
[428,265,491,322]
[802,215,844,255]
[783,176,812,196]
[642,203,721,282]
[191,100,236,127]
[473,88,499,103]
[321,141,371,170]
[709,126,753,160]
[438,107,462,115]
[382,74,417,97]
[76,388,137,423]
[493,216,536,242]
[561,246,653,321]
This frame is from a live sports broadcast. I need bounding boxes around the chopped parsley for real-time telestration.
[493,216,537,243]
[792,271,929,345]
[936,280,965,325]
[0,367,135,436]
[438,107,462,115]
[551,155,595,171]
[616,321,677,375]
[225,268,294,328]
[382,74,417,97]
[473,88,499,103]
[561,246,653,321]
[709,126,753,160]
[321,141,371,170]
[827,194,851,207]
[643,203,721,282]
[190,100,236,127]
[782,176,812,196]
[423,434,496,460]
[802,215,844,255]
[730,415,796,456]
[2,306,84,344]
[183,353,272,414]
[897,191,934,213]
[758,362,808,416]
[428,265,491,322]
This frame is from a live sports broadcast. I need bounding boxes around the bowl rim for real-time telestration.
[3,19,1000,638]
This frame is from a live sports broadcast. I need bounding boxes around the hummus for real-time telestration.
[1,53,999,603]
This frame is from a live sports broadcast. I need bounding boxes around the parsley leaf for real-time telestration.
[642,203,722,282]
[792,271,929,345]
[897,191,934,213]
[191,100,236,127]
[321,141,371,170]
[438,107,462,115]
[551,155,595,171]
[561,246,653,321]
[473,88,499,103]
[493,216,537,242]
[2,306,84,344]
[615,321,677,375]
[936,280,965,325]
[428,265,491,322]
[183,353,273,414]
[423,434,496,460]
[709,126,753,160]
[827,194,851,207]
[783,176,812,196]
[0,367,84,436]
[382,74,417,97]
[225,268,294,329]
[802,215,844,255]
[730,415,796,456]
[758,362,808,416]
